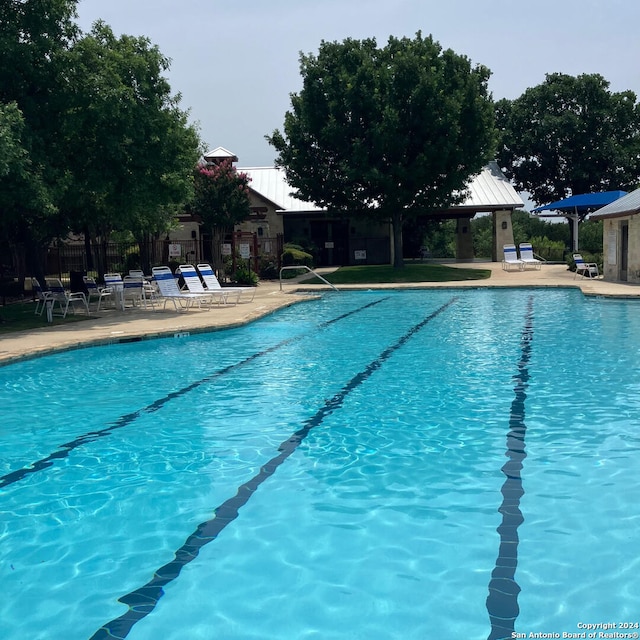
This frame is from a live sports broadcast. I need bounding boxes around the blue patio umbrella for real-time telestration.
[531,190,627,251]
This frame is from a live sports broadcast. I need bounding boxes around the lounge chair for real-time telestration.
[176,265,228,305]
[44,277,89,317]
[196,263,256,303]
[518,243,542,270]
[502,244,524,271]
[573,254,599,279]
[151,266,214,311]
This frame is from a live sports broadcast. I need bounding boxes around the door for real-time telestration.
[309,220,349,266]
[620,222,629,281]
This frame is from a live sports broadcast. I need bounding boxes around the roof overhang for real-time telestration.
[241,161,524,215]
[590,188,640,220]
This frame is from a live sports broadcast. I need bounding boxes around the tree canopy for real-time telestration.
[0,0,79,271]
[190,160,252,273]
[61,22,200,240]
[268,32,497,267]
[0,0,201,280]
[496,73,640,207]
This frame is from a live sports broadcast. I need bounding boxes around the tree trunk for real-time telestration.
[24,239,47,292]
[83,227,94,271]
[12,242,26,293]
[136,231,152,275]
[210,227,224,278]
[391,211,404,268]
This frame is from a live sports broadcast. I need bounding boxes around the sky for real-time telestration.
[75,0,640,171]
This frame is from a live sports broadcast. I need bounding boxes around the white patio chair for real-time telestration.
[31,277,54,316]
[101,273,125,311]
[83,276,112,310]
[573,254,599,279]
[123,276,145,308]
[44,277,89,318]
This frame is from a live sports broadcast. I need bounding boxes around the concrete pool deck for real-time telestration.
[1,262,639,365]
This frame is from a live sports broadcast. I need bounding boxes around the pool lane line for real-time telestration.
[486,295,534,640]
[90,296,459,640]
[0,297,389,492]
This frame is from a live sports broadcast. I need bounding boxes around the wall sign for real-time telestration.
[607,229,617,266]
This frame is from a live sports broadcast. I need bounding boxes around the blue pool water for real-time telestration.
[1,289,640,640]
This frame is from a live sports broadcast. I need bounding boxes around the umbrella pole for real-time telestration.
[572,208,579,252]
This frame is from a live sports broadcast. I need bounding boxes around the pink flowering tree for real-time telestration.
[191,159,252,273]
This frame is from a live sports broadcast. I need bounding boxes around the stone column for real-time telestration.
[493,210,515,262]
[456,217,474,261]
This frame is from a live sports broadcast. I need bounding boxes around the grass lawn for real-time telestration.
[297,263,491,285]
[0,301,91,334]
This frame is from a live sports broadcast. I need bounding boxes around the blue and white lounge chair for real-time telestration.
[518,243,542,270]
[196,263,256,303]
[502,244,524,271]
[152,266,213,311]
[573,254,599,279]
[176,264,228,305]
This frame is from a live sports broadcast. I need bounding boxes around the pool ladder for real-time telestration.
[279,266,339,292]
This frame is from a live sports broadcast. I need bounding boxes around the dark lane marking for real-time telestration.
[90,297,458,640]
[486,296,534,640]
[0,298,388,491]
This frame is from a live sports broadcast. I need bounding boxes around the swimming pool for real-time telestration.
[1,288,639,640]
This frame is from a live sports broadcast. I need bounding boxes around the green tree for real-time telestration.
[268,32,497,268]
[577,219,603,255]
[190,160,252,274]
[60,21,200,274]
[0,0,79,277]
[496,73,640,206]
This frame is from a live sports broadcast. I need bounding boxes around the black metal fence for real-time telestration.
[44,235,284,283]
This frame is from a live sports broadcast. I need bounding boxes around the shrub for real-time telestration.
[233,265,259,286]
[258,257,279,280]
[282,244,313,268]
[528,236,566,261]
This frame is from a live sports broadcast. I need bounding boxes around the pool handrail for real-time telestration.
[279,266,339,292]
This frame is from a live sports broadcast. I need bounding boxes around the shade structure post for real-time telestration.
[572,208,579,252]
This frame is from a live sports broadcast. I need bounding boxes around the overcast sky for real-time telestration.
[75,0,640,170]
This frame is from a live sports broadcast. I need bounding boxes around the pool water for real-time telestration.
[1,289,639,640]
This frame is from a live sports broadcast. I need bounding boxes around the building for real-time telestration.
[230,157,524,266]
[591,188,640,282]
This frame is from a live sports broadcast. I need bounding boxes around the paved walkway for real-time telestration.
[1,262,638,365]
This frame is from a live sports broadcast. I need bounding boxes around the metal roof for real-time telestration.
[240,161,523,213]
[453,161,524,211]
[241,167,323,212]
[591,187,640,219]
